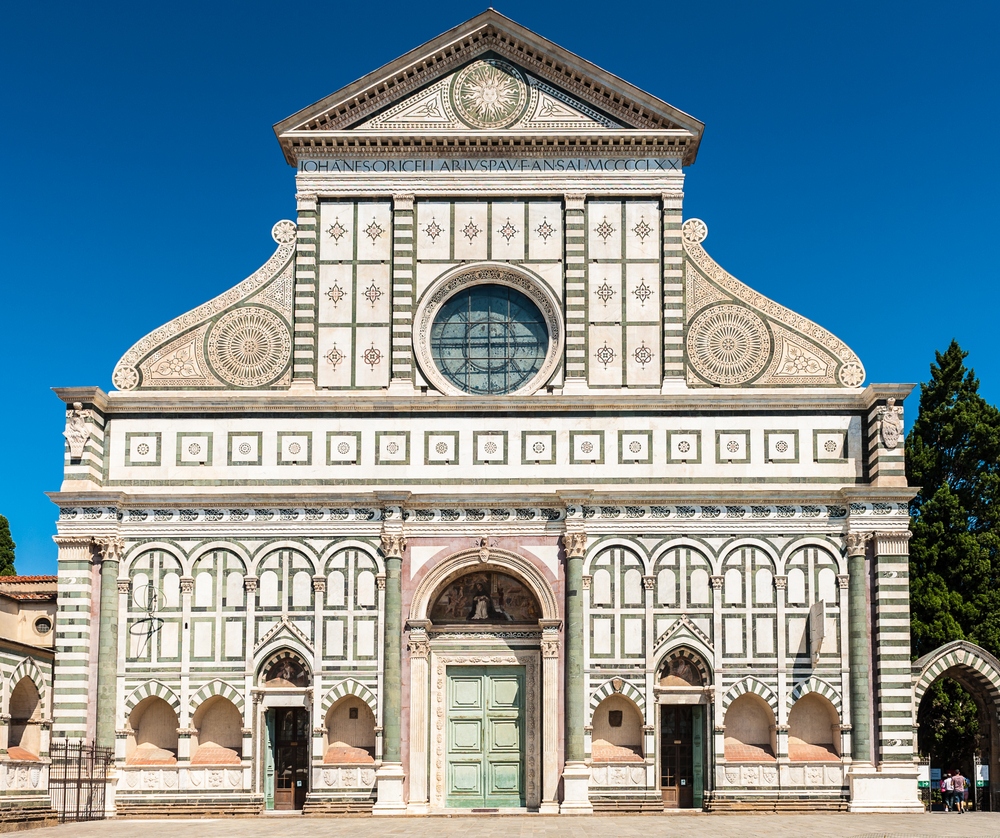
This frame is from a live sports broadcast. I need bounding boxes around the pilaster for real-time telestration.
[405,621,430,814]
[562,194,587,392]
[660,191,685,387]
[293,192,317,387]
[539,619,562,814]
[52,535,95,742]
[389,193,416,392]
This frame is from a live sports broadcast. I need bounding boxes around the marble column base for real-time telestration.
[848,763,923,813]
[373,763,407,815]
[538,801,561,814]
[559,762,593,814]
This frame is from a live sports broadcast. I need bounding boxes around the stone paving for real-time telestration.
[24,813,1000,838]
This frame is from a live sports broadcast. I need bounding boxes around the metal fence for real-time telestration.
[49,741,113,822]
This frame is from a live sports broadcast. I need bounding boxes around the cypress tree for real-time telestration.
[907,341,1000,763]
[0,516,15,577]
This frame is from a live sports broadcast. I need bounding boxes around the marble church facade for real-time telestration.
[49,11,925,815]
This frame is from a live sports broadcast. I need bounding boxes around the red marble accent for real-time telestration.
[788,742,840,762]
[323,744,375,764]
[126,746,177,766]
[191,746,240,765]
[5,747,40,762]
[723,742,776,762]
[591,743,643,762]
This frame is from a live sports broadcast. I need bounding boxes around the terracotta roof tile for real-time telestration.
[5,747,40,762]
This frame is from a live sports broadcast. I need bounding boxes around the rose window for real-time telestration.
[429,284,548,395]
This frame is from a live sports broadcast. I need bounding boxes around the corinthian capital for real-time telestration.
[380,532,407,559]
[98,536,125,562]
[845,531,872,557]
[562,532,587,558]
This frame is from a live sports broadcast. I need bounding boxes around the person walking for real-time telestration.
[942,771,954,812]
[953,769,968,813]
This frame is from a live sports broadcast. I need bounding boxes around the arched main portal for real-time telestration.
[913,640,1000,810]
[407,548,561,813]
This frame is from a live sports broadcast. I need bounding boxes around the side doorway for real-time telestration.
[266,707,310,810]
[660,704,704,809]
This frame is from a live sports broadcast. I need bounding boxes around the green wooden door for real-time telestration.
[446,666,525,808]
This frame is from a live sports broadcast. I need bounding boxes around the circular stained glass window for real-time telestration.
[429,285,548,395]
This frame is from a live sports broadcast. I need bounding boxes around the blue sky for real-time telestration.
[1,1,997,575]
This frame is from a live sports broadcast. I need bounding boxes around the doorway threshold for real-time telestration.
[427,808,536,816]
[259,810,304,817]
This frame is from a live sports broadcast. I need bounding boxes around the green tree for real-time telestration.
[0,516,15,577]
[907,341,1000,764]
[907,340,1000,658]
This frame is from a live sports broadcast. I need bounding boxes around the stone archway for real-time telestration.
[913,640,1000,809]
[406,548,561,813]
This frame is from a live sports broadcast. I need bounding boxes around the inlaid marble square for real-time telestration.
[125,432,160,467]
[717,431,750,464]
[327,434,359,465]
[177,433,211,466]
[229,433,262,466]
[522,432,556,465]
[570,431,604,464]
[376,432,409,465]
[453,203,488,261]
[619,431,652,464]
[815,430,847,461]
[474,432,507,464]
[667,431,701,464]
[278,432,311,465]
[426,432,458,464]
[765,431,798,462]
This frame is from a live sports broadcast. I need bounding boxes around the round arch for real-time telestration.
[121,541,186,575]
[778,537,846,576]
[913,640,1000,721]
[248,540,321,575]
[409,547,559,623]
[187,541,252,575]
[318,540,384,575]
[722,677,779,717]
[583,538,651,576]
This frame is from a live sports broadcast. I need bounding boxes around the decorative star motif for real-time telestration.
[632,218,652,242]
[595,342,616,368]
[424,218,443,241]
[327,218,347,243]
[594,216,615,241]
[363,282,383,306]
[596,282,615,305]
[325,345,345,368]
[362,343,382,370]
[326,285,346,306]
[498,218,518,242]
[535,217,555,240]
[633,342,653,368]
[363,218,384,243]
[633,280,652,306]
[462,219,480,242]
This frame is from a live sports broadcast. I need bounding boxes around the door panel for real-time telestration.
[446,666,525,808]
[272,708,309,811]
[660,705,695,809]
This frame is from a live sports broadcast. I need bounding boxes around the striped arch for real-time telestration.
[8,657,46,708]
[188,680,245,716]
[589,678,645,720]
[913,640,1000,720]
[124,680,181,715]
[258,648,312,685]
[787,677,842,715]
[321,679,377,716]
[722,677,779,716]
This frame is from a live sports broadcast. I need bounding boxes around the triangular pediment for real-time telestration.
[354,58,620,132]
[255,616,314,655]
[273,11,703,163]
[654,614,714,655]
